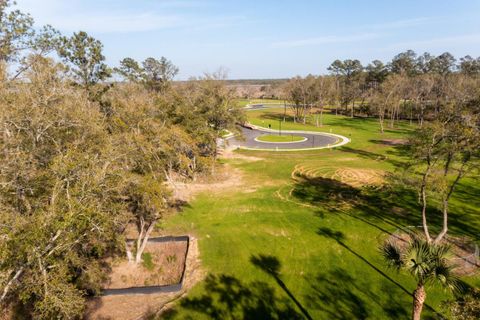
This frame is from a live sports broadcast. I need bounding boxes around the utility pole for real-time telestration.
[279,119,282,136]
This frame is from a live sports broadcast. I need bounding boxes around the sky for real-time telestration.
[15,0,480,79]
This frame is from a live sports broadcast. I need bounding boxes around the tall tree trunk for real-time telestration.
[303,98,307,124]
[126,242,133,263]
[379,107,385,134]
[0,230,63,302]
[419,106,424,128]
[135,221,156,264]
[389,105,396,128]
[420,163,432,243]
[211,135,218,175]
[409,101,413,126]
[351,100,355,118]
[434,161,467,244]
[0,267,25,302]
[412,284,426,320]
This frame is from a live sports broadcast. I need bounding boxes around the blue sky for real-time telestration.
[17,0,480,79]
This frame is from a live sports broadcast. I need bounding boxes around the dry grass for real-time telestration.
[172,165,247,202]
[85,237,204,320]
[292,164,385,188]
[105,241,187,289]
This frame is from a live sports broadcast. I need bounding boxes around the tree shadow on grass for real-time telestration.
[304,267,411,320]
[316,227,443,319]
[161,273,304,320]
[322,117,380,131]
[292,172,480,240]
[250,254,313,320]
[257,112,295,123]
[339,145,407,169]
[291,173,415,233]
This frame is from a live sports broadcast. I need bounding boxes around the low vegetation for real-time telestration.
[256,134,305,142]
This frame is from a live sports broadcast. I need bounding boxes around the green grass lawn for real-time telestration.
[256,134,305,142]
[160,108,480,319]
[235,98,284,107]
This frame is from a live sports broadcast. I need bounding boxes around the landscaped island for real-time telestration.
[256,134,306,143]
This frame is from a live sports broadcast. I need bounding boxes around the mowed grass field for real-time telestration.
[161,107,480,319]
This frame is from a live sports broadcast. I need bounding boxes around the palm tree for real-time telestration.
[381,236,462,320]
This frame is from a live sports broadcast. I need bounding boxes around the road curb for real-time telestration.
[228,122,350,151]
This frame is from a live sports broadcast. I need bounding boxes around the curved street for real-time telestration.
[226,126,342,150]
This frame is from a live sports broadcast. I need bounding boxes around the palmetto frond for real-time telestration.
[431,261,463,293]
[404,239,432,280]
[381,237,460,291]
[380,241,404,270]
[430,243,452,263]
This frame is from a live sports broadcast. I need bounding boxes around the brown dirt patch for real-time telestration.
[335,168,384,188]
[292,164,384,188]
[220,148,264,162]
[378,139,408,146]
[85,237,204,320]
[388,232,479,276]
[276,164,385,210]
[392,206,408,216]
[172,165,245,202]
[105,241,187,289]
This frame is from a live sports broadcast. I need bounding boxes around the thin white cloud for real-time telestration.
[45,13,185,33]
[271,33,381,48]
[386,34,480,51]
[14,0,234,34]
[367,17,440,30]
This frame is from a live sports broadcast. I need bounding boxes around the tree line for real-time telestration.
[281,50,480,320]
[0,1,243,318]
[282,50,480,127]
[282,50,480,245]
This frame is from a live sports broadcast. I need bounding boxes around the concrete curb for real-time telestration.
[101,236,190,296]
[228,122,350,151]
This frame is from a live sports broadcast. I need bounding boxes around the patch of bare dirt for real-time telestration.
[388,232,479,276]
[291,164,384,188]
[172,165,246,202]
[220,149,264,162]
[392,206,408,216]
[85,237,204,320]
[334,157,359,162]
[105,241,187,289]
[378,139,408,146]
[334,168,384,188]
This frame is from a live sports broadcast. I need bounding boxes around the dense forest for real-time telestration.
[0,1,244,317]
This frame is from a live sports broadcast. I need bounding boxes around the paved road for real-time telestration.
[227,126,339,150]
